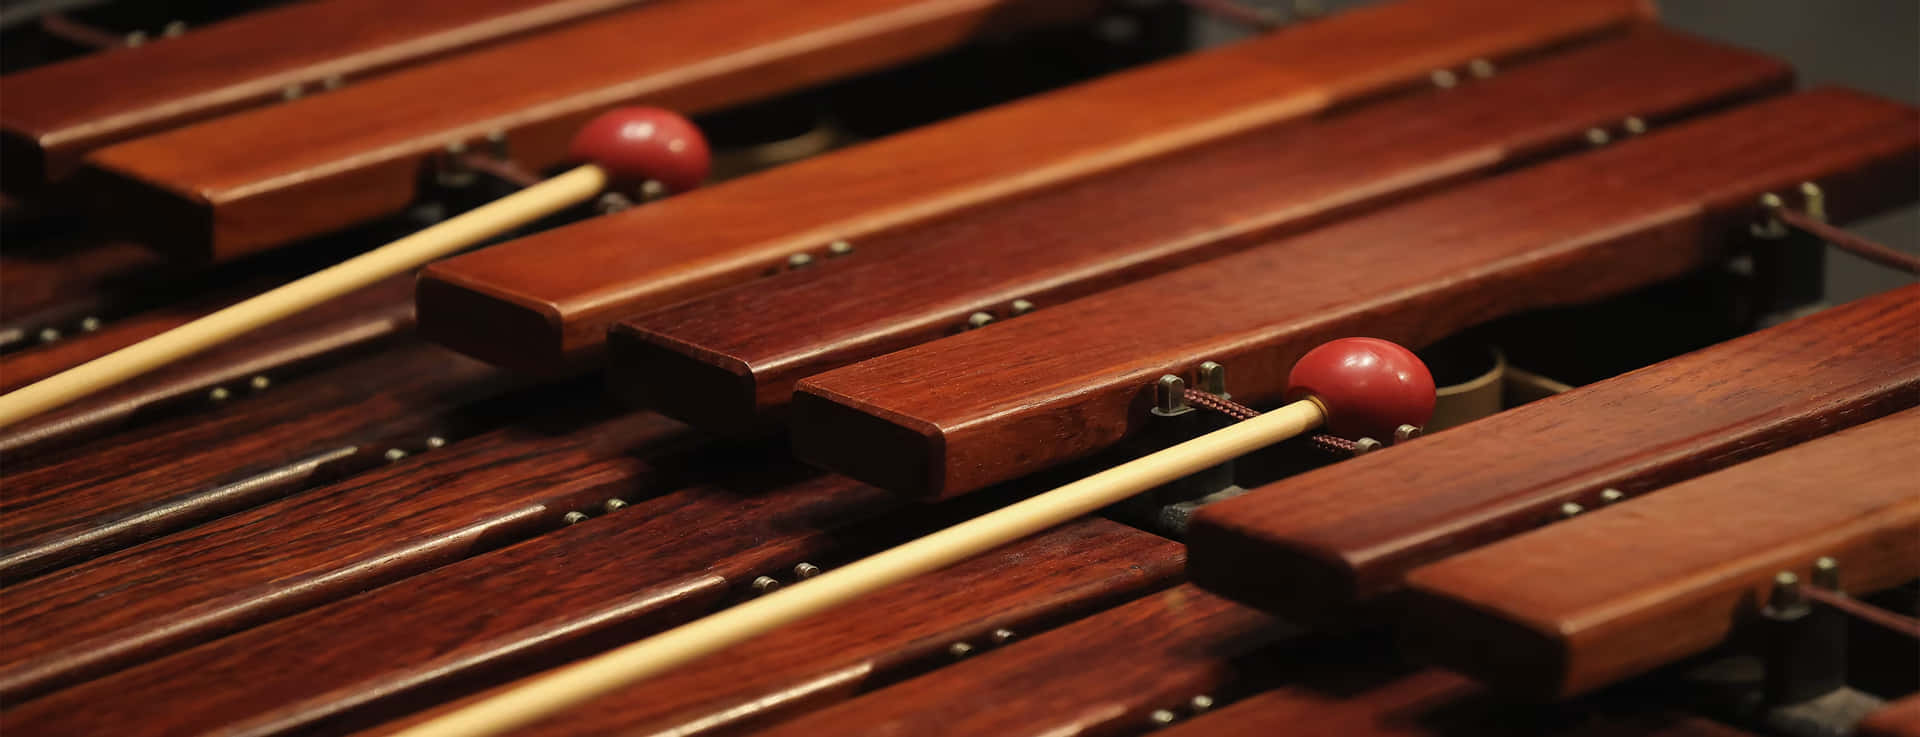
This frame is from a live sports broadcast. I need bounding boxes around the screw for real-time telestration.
[603,498,628,513]
[752,576,781,593]
[827,240,854,257]
[1585,128,1610,147]
[384,448,408,462]
[1430,69,1458,89]
[1010,299,1036,316]
[1191,695,1215,712]
[250,375,271,391]
[948,642,975,658]
[563,511,589,525]
[79,316,102,332]
[1559,502,1584,518]
[426,436,447,449]
[1150,709,1177,726]
[1599,488,1625,505]
[787,253,814,269]
[208,387,231,402]
[990,628,1015,644]
[967,312,995,329]
[794,562,821,579]
[1623,116,1647,135]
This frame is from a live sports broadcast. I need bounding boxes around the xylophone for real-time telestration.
[0,1,1915,737]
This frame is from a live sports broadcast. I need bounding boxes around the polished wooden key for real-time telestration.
[78,0,1104,261]
[0,342,514,582]
[610,28,1788,432]
[791,89,1919,499]
[0,0,649,194]
[740,584,1288,737]
[1185,283,1920,624]
[0,408,695,701]
[1402,407,1920,699]
[416,0,1653,373]
[4,490,1174,737]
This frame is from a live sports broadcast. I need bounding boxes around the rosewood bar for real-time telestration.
[611,29,1787,433]
[78,0,1106,260]
[1404,408,1920,699]
[417,0,1652,372]
[745,584,1288,737]
[790,89,1920,498]
[0,0,649,194]
[4,483,1167,737]
[1186,284,1920,625]
[0,409,695,701]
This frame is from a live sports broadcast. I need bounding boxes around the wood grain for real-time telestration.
[1,467,925,737]
[610,29,1788,433]
[0,407,697,702]
[292,518,1179,737]
[742,583,1287,737]
[0,341,511,584]
[78,0,1105,261]
[1401,407,1920,699]
[417,0,1652,372]
[1185,283,1920,625]
[1859,695,1920,737]
[0,0,654,194]
[791,88,1920,498]
[0,285,416,456]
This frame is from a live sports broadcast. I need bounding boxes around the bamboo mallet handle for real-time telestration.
[388,338,1437,737]
[0,107,710,429]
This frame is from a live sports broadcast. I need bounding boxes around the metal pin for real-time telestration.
[163,21,187,37]
[1623,116,1647,136]
[38,327,61,343]
[1813,557,1840,590]
[595,192,634,214]
[1768,571,1804,610]
[794,562,821,579]
[384,448,408,462]
[563,511,589,525]
[639,180,668,201]
[124,30,148,47]
[752,576,781,593]
[282,84,304,101]
[426,436,447,449]
[990,628,1015,644]
[1393,424,1422,443]
[208,387,231,402]
[322,74,345,91]
[1467,58,1496,79]
[1191,695,1215,712]
[1150,709,1178,726]
[1559,502,1584,519]
[1155,375,1189,415]
[966,311,995,330]
[1599,488,1625,505]
[603,498,628,513]
[787,252,815,269]
[1010,299,1036,316]
[1429,69,1458,89]
[1198,361,1227,396]
[948,642,975,658]
[249,375,271,391]
[827,240,854,257]
[79,316,101,332]
[1352,437,1382,456]
[1799,181,1827,222]
[1584,128,1610,147]
[1751,193,1787,238]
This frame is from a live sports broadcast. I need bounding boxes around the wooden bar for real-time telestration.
[791,89,1920,498]
[0,409,696,701]
[0,0,657,194]
[8,467,1129,737]
[0,272,411,394]
[417,0,1654,372]
[1185,284,1920,625]
[739,584,1288,737]
[15,516,1178,737]
[1859,695,1920,737]
[610,29,1788,433]
[77,0,1107,261]
[0,285,416,456]
[0,341,511,583]
[1402,408,1920,699]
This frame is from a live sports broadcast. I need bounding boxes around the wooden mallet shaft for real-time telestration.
[0,165,608,429]
[386,398,1328,737]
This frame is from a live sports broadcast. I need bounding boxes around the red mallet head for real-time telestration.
[1286,337,1435,441]
[569,107,711,194]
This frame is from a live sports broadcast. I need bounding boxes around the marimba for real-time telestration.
[1,2,1915,737]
